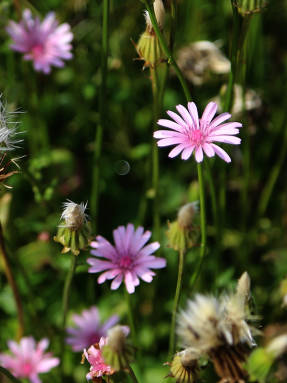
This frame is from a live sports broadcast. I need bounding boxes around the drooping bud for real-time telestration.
[236,271,251,303]
[135,0,165,69]
[234,0,267,17]
[54,200,91,255]
[169,349,199,383]
[166,202,199,252]
[101,326,133,371]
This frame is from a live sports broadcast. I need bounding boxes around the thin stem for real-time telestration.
[0,366,22,383]
[124,289,137,347]
[142,0,191,101]
[150,68,160,240]
[61,253,77,373]
[0,223,24,339]
[258,112,287,217]
[190,163,206,291]
[91,0,110,231]
[123,357,140,383]
[168,249,185,359]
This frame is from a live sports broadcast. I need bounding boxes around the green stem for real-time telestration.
[124,359,140,383]
[168,249,185,359]
[142,0,191,101]
[190,163,206,291]
[150,68,160,240]
[0,223,24,339]
[258,112,287,217]
[91,0,110,231]
[61,254,77,372]
[124,289,137,347]
[0,366,22,383]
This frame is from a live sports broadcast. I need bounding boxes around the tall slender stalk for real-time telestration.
[0,223,24,339]
[189,164,206,291]
[168,249,185,358]
[91,0,110,231]
[124,289,137,347]
[60,254,77,373]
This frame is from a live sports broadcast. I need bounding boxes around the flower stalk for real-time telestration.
[0,366,22,383]
[168,249,185,358]
[0,223,24,339]
[91,0,110,231]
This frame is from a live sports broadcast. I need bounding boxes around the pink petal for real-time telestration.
[153,130,183,138]
[157,119,184,132]
[137,242,160,257]
[87,259,114,273]
[209,112,231,128]
[110,274,123,290]
[203,143,215,157]
[201,102,217,123]
[209,136,241,145]
[210,127,240,136]
[157,137,184,147]
[181,146,195,160]
[168,144,186,158]
[124,272,136,294]
[195,146,204,162]
[97,269,121,284]
[37,357,60,373]
[211,144,231,163]
[176,105,194,127]
[187,102,199,128]
[166,110,188,128]
[137,255,166,269]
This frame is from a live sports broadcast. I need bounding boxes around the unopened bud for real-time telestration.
[236,271,250,303]
[102,326,133,371]
[54,200,91,255]
[166,202,199,252]
[144,0,165,32]
[170,349,199,383]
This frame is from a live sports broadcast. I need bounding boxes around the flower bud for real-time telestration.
[54,200,91,255]
[236,271,250,303]
[135,0,165,69]
[101,326,133,371]
[169,349,199,383]
[166,202,199,252]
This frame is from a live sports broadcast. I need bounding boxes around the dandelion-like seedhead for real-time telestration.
[170,349,200,383]
[176,273,257,382]
[154,101,242,163]
[0,96,22,152]
[54,200,91,255]
[61,200,88,230]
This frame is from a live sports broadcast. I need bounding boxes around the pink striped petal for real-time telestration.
[203,143,215,157]
[195,146,203,162]
[211,144,231,163]
[176,104,194,127]
[157,119,184,132]
[201,102,217,122]
[168,144,186,158]
[111,274,123,290]
[209,136,241,145]
[181,146,195,160]
[188,102,199,128]
[209,112,231,128]
[153,130,183,138]
[157,137,184,147]
[167,110,188,127]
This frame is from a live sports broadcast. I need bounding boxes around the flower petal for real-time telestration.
[211,144,231,163]
[201,102,217,123]
[195,146,204,162]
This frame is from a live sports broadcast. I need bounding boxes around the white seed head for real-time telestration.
[266,334,287,359]
[60,200,88,230]
[144,0,165,31]
[177,294,223,353]
[0,96,22,151]
[177,202,199,228]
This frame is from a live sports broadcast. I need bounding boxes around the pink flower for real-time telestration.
[87,223,166,294]
[66,306,119,352]
[153,101,242,163]
[6,9,73,74]
[0,337,59,383]
[84,337,114,380]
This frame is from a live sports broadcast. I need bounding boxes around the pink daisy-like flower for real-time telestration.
[6,9,73,74]
[87,223,166,294]
[66,306,119,352]
[84,337,114,380]
[153,101,242,163]
[0,337,59,383]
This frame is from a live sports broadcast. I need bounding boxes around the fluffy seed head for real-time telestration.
[170,349,199,383]
[61,200,88,230]
[0,96,22,152]
[177,202,199,229]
